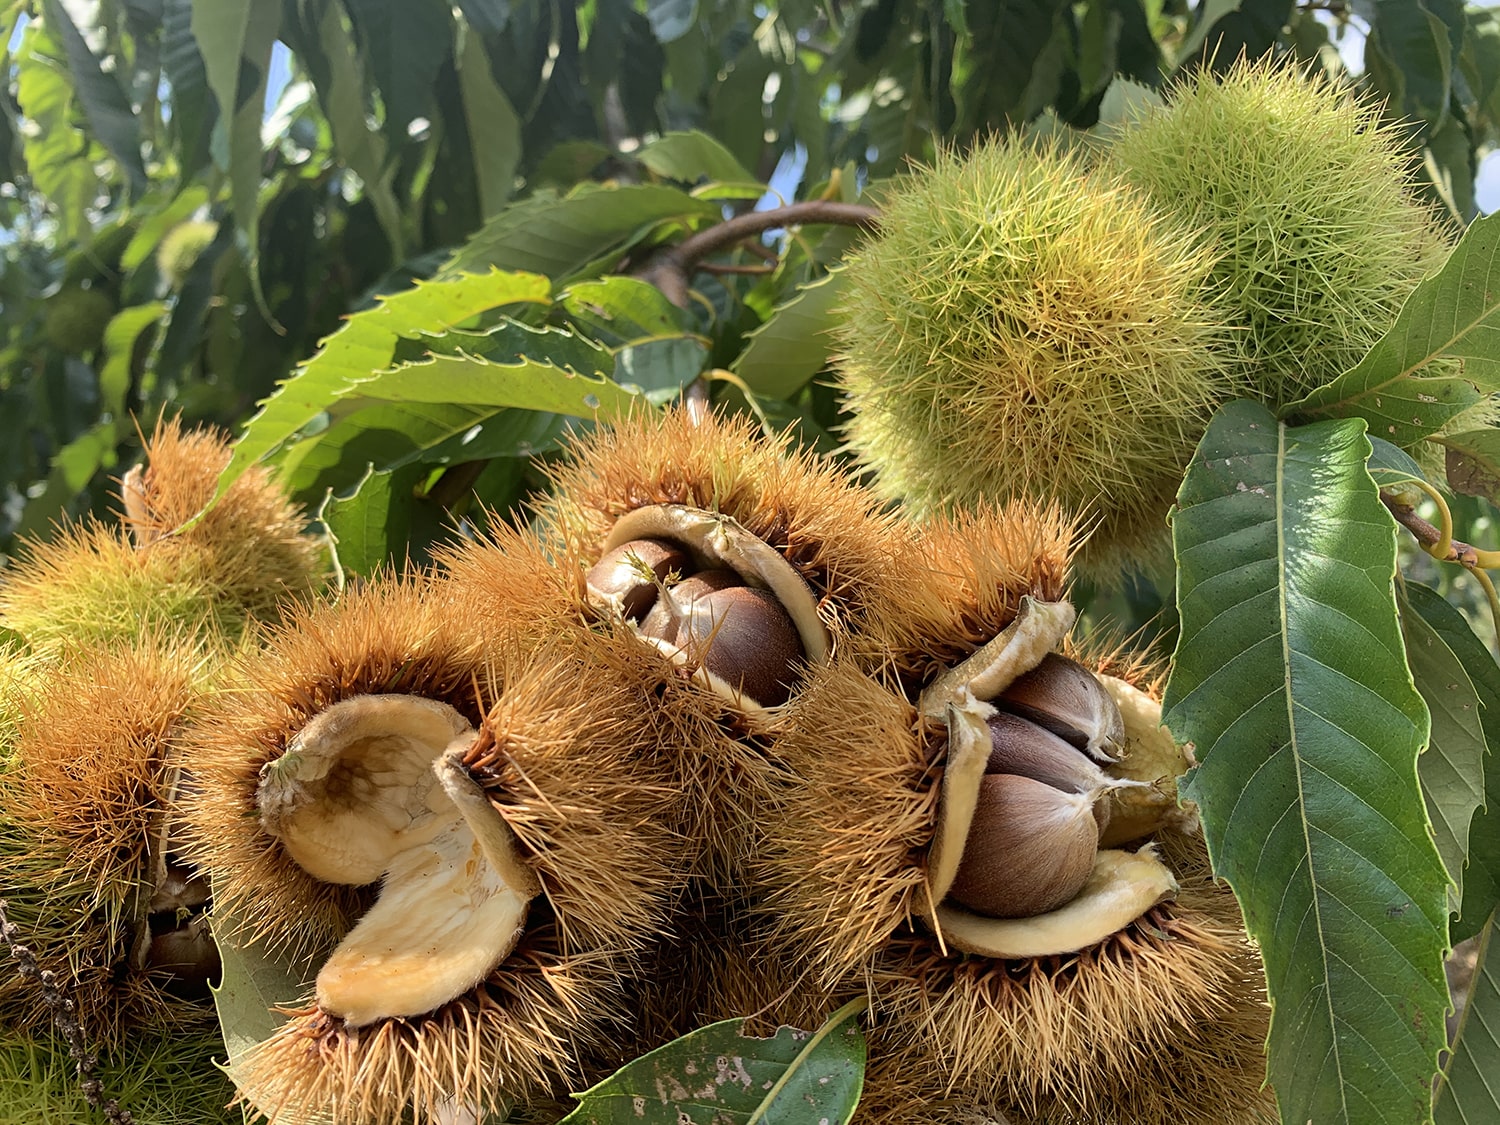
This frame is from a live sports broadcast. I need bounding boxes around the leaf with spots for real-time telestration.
[1288,210,1500,446]
[558,998,866,1124]
[1164,398,1451,1125]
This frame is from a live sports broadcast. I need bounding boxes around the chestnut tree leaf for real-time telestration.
[1441,429,1500,505]
[558,999,866,1125]
[733,269,848,400]
[1435,910,1500,1123]
[209,903,318,1106]
[1399,583,1487,914]
[1409,580,1500,946]
[635,130,759,187]
[212,268,552,508]
[1164,398,1450,1125]
[1287,210,1500,446]
[442,183,719,280]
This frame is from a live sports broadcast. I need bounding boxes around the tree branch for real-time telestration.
[1381,494,1486,568]
[635,201,880,307]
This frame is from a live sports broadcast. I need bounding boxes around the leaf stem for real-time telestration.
[1381,491,1500,639]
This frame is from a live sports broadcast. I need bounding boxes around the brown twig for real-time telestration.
[1381,495,1485,568]
[698,262,777,277]
[0,901,135,1124]
[635,200,880,308]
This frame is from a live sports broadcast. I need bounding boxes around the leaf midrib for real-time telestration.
[1301,247,1500,413]
[1278,418,1350,1121]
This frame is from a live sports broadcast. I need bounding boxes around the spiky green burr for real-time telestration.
[1109,58,1451,410]
[833,136,1238,577]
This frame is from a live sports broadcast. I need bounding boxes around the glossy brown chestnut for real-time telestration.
[993,652,1126,760]
[586,538,694,621]
[946,772,1101,919]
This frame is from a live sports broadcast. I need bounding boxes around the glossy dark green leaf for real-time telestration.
[1410,581,1500,946]
[1442,430,1500,505]
[278,400,495,498]
[443,184,718,280]
[613,336,709,400]
[1400,584,1487,911]
[1435,912,1500,1123]
[559,999,866,1124]
[160,0,214,177]
[1368,434,1432,491]
[322,461,450,575]
[42,0,147,196]
[1165,398,1450,1125]
[1366,0,1456,128]
[1289,211,1500,446]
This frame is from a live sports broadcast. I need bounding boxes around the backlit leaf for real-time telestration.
[733,270,846,399]
[216,269,551,503]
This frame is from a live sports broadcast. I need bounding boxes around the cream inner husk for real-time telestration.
[601,503,832,707]
[918,599,1181,958]
[1096,673,1200,846]
[257,694,541,1026]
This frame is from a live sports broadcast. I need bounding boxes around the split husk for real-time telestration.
[180,574,690,1123]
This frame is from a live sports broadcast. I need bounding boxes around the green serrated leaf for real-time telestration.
[1367,0,1457,129]
[558,999,866,1125]
[279,400,497,499]
[733,270,846,399]
[636,130,760,187]
[443,183,719,280]
[216,269,551,504]
[350,350,640,416]
[343,0,451,135]
[613,336,709,400]
[1287,211,1500,446]
[1412,581,1500,946]
[1440,430,1500,505]
[15,18,98,241]
[1165,398,1449,1125]
[559,277,695,346]
[1435,911,1500,1123]
[322,461,449,576]
[1401,585,1488,912]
